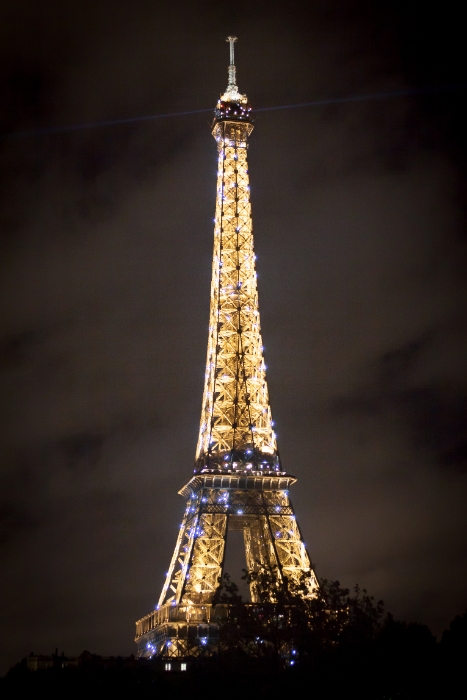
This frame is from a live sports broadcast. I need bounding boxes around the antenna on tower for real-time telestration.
[227,35,237,64]
[226,36,238,92]
[219,36,246,104]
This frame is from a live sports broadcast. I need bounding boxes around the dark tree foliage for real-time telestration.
[209,569,463,698]
[213,567,385,666]
[2,572,466,699]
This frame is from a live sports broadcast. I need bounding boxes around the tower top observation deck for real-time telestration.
[213,36,252,126]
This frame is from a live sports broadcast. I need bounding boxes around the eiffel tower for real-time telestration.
[135,37,318,659]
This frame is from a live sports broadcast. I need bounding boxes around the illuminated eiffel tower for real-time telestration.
[135,38,318,659]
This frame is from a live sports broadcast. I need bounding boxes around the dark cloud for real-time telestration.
[379,335,431,383]
[59,433,104,470]
[330,329,467,471]
[0,501,39,546]
[0,328,48,366]
[0,0,466,676]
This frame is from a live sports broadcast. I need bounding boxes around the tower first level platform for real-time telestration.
[136,473,317,658]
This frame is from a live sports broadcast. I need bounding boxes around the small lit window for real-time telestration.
[181,663,187,671]
[165,663,171,671]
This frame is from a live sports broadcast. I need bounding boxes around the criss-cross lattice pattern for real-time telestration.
[156,478,318,609]
[196,119,279,473]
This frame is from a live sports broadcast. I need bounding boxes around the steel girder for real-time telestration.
[157,477,318,609]
[196,117,278,472]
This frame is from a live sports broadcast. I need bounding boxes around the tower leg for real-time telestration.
[182,512,228,604]
[136,475,318,657]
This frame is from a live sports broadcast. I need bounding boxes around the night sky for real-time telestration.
[1,0,466,674]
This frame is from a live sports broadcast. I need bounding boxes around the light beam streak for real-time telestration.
[3,82,466,139]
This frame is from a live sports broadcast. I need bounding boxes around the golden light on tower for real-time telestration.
[135,38,317,659]
[197,36,276,470]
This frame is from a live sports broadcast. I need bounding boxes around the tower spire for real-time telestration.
[227,35,236,64]
[226,35,237,92]
[221,35,246,103]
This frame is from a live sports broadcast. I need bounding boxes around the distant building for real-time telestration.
[26,650,137,671]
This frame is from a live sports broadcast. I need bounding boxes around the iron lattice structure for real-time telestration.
[136,38,318,659]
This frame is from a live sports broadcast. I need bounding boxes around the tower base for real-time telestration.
[135,601,298,662]
[135,603,228,658]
